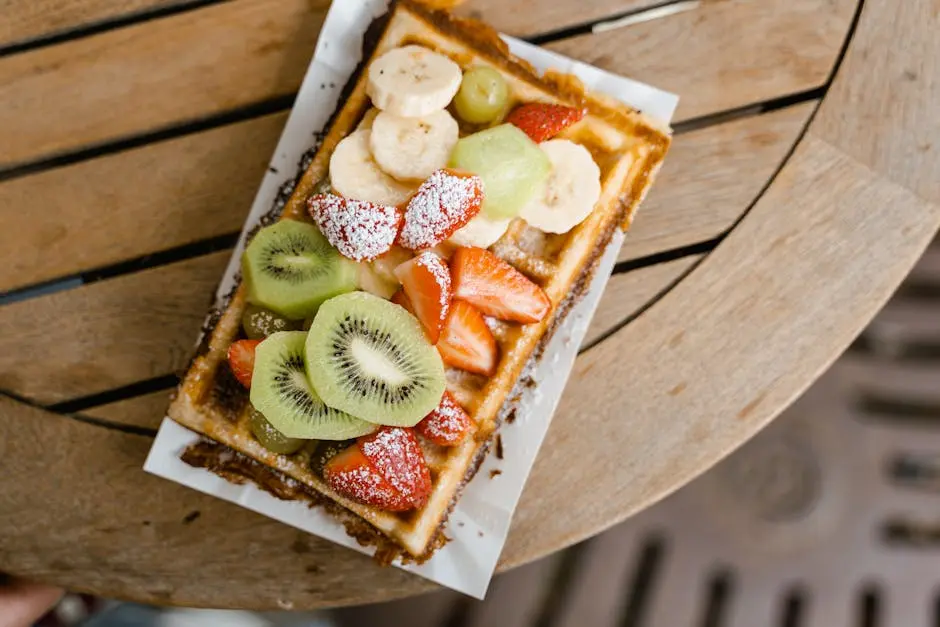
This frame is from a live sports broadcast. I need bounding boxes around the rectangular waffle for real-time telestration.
[167,0,671,559]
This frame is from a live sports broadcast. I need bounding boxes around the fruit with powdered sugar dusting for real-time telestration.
[308,193,402,262]
[399,169,483,250]
[394,251,452,344]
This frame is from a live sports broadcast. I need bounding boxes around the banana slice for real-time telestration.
[448,213,512,248]
[329,129,417,206]
[367,45,462,118]
[370,110,459,181]
[520,139,601,234]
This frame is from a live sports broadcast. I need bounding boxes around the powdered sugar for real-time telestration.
[325,456,404,508]
[309,193,402,261]
[416,392,472,445]
[399,169,483,250]
[359,427,431,507]
[415,251,451,311]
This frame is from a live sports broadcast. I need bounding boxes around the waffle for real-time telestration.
[167,0,671,559]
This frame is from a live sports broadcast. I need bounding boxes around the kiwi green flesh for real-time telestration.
[242,220,357,320]
[448,124,551,220]
[306,292,446,427]
[249,331,376,440]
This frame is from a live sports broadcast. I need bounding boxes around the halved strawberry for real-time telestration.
[417,391,474,446]
[398,169,483,250]
[437,300,499,376]
[506,103,586,143]
[308,193,402,262]
[393,252,451,343]
[391,288,415,315]
[227,339,261,388]
[322,444,414,511]
[359,427,431,509]
[450,247,551,323]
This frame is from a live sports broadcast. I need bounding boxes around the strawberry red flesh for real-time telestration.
[322,444,414,511]
[399,169,483,250]
[391,288,415,315]
[227,339,261,389]
[358,427,432,509]
[417,391,474,446]
[309,193,402,262]
[437,300,499,376]
[506,103,586,143]
[394,251,451,343]
[450,247,550,323]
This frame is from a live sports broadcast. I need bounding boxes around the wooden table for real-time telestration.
[1,0,937,610]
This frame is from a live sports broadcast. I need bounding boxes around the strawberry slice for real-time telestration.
[322,444,414,511]
[506,103,586,143]
[227,339,261,388]
[391,288,415,315]
[450,247,551,323]
[308,193,402,262]
[417,391,474,446]
[437,300,499,376]
[393,252,451,343]
[359,427,431,508]
[399,169,483,250]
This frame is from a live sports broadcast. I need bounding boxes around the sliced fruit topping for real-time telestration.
[453,65,509,125]
[242,303,302,340]
[329,129,416,206]
[451,246,550,323]
[366,45,462,118]
[305,292,446,427]
[520,139,602,234]
[370,110,459,181]
[448,212,511,249]
[399,169,483,250]
[250,331,376,440]
[391,288,415,314]
[506,102,586,143]
[417,391,473,446]
[323,444,414,511]
[393,252,451,344]
[247,406,306,455]
[227,339,261,388]
[242,220,357,320]
[308,193,402,262]
[359,426,432,508]
[356,245,413,299]
[449,124,551,220]
[437,300,498,376]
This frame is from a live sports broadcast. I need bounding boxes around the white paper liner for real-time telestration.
[144,0,677,599]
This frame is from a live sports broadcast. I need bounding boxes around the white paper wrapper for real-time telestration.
[144,0,677,599]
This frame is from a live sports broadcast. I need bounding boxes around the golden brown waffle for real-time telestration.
[167,0,671,559]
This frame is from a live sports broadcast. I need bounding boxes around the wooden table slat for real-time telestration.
[547,0,857,123]
[0,252,229,405]
[619,101,818,263]
[1,0,855,170]
[0,0,194,50]
[84,389,173,431]
[0,113,285,293]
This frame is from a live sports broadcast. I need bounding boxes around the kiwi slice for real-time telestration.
[305,292,446,427]
[249,331,376,440]
[242,220,356,320]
